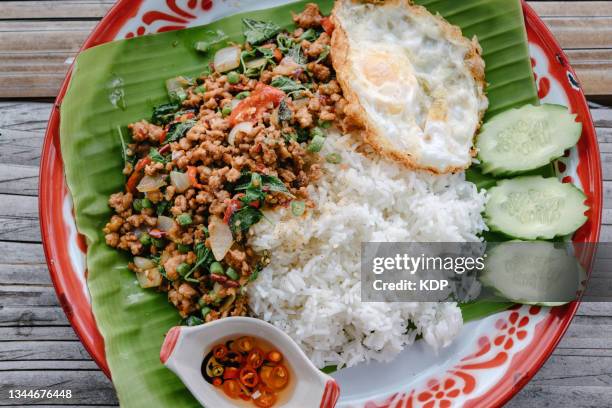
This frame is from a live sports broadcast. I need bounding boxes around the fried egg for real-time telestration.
[331,0,488,173]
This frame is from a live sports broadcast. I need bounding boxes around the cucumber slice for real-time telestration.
[477,104,581,176]
[485,176,588,240]
[481,241,585,306]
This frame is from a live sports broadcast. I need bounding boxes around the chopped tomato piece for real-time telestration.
[229,84,285,127]
[212,377,222,387]
[321,17,335,36]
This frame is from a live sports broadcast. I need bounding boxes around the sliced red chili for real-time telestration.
[224,280,240,288]
[223,198,242,224]
[266,350,283,363]
[158,144,171,154]
[235,336,255,353]
[223,366,240,380]
[253,385,277,408]
[239,367,259,388]
[213,344,228,360]
[222,379,241,399]
[226,351,243,365]
[267,365,289,390]
[158,130,168,144]
[210,274,228,284]
[126,157,152,193]
[246,348,264,369]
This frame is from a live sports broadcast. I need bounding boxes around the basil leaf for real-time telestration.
[233,171,255,191]
[270,76,309,96]
[255,46,275,60]
[156,201,171,216]
[149,147,169,164]
[116,126,136,169]
[261,174,293,196]
[276,33,294,53]
[151,102,180,125]
[296,127,310,143]
[287,44,306,65]
[165,120,196,144]
[316,45,331,63]
[299,28,319,42]
[184,316,203,326]
[234,171,293,197]
[240,187,266,206]
[186,241,215,277]
[278,100,292,122]
[194,29,228,53]
[242,18,281,45]
[230,206,264,235]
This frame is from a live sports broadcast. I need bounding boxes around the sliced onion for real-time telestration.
[245,57,268,70]
[136,174,166,192]
[220,293,236,313]
[170,170,191,193]
[134,256,156,270]
[209,215,233,261]
[231,99,241,110]
[273,57,302,76]
[228,122,253,147]
[157,215,175,232]
[171,150,183,161]
[214,46,241,73]
[136,268,162,288]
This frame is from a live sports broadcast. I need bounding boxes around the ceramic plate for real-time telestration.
[39,1,602,406]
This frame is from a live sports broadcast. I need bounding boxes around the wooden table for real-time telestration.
[0,1,610,407]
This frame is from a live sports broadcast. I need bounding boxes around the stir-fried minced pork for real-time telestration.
[104,4,350,324]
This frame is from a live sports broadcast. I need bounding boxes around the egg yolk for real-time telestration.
[359,49,418,114]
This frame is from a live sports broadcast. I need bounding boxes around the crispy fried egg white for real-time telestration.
[331,0,488,173]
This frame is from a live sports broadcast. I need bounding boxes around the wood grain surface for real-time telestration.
[0,1,611,407]
[0,1,611,99]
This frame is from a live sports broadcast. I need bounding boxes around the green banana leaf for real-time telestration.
[59,0,537,406]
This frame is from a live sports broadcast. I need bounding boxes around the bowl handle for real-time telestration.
[319,379,340,408]
[160,326,182,365]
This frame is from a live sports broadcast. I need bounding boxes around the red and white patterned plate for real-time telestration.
[39,1,602,407]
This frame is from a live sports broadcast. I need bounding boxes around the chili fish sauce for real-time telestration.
[202,336,294,407]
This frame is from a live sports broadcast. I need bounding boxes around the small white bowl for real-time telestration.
[160,317,340,408]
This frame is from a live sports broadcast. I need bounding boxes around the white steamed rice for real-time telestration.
[248,131,487,369]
